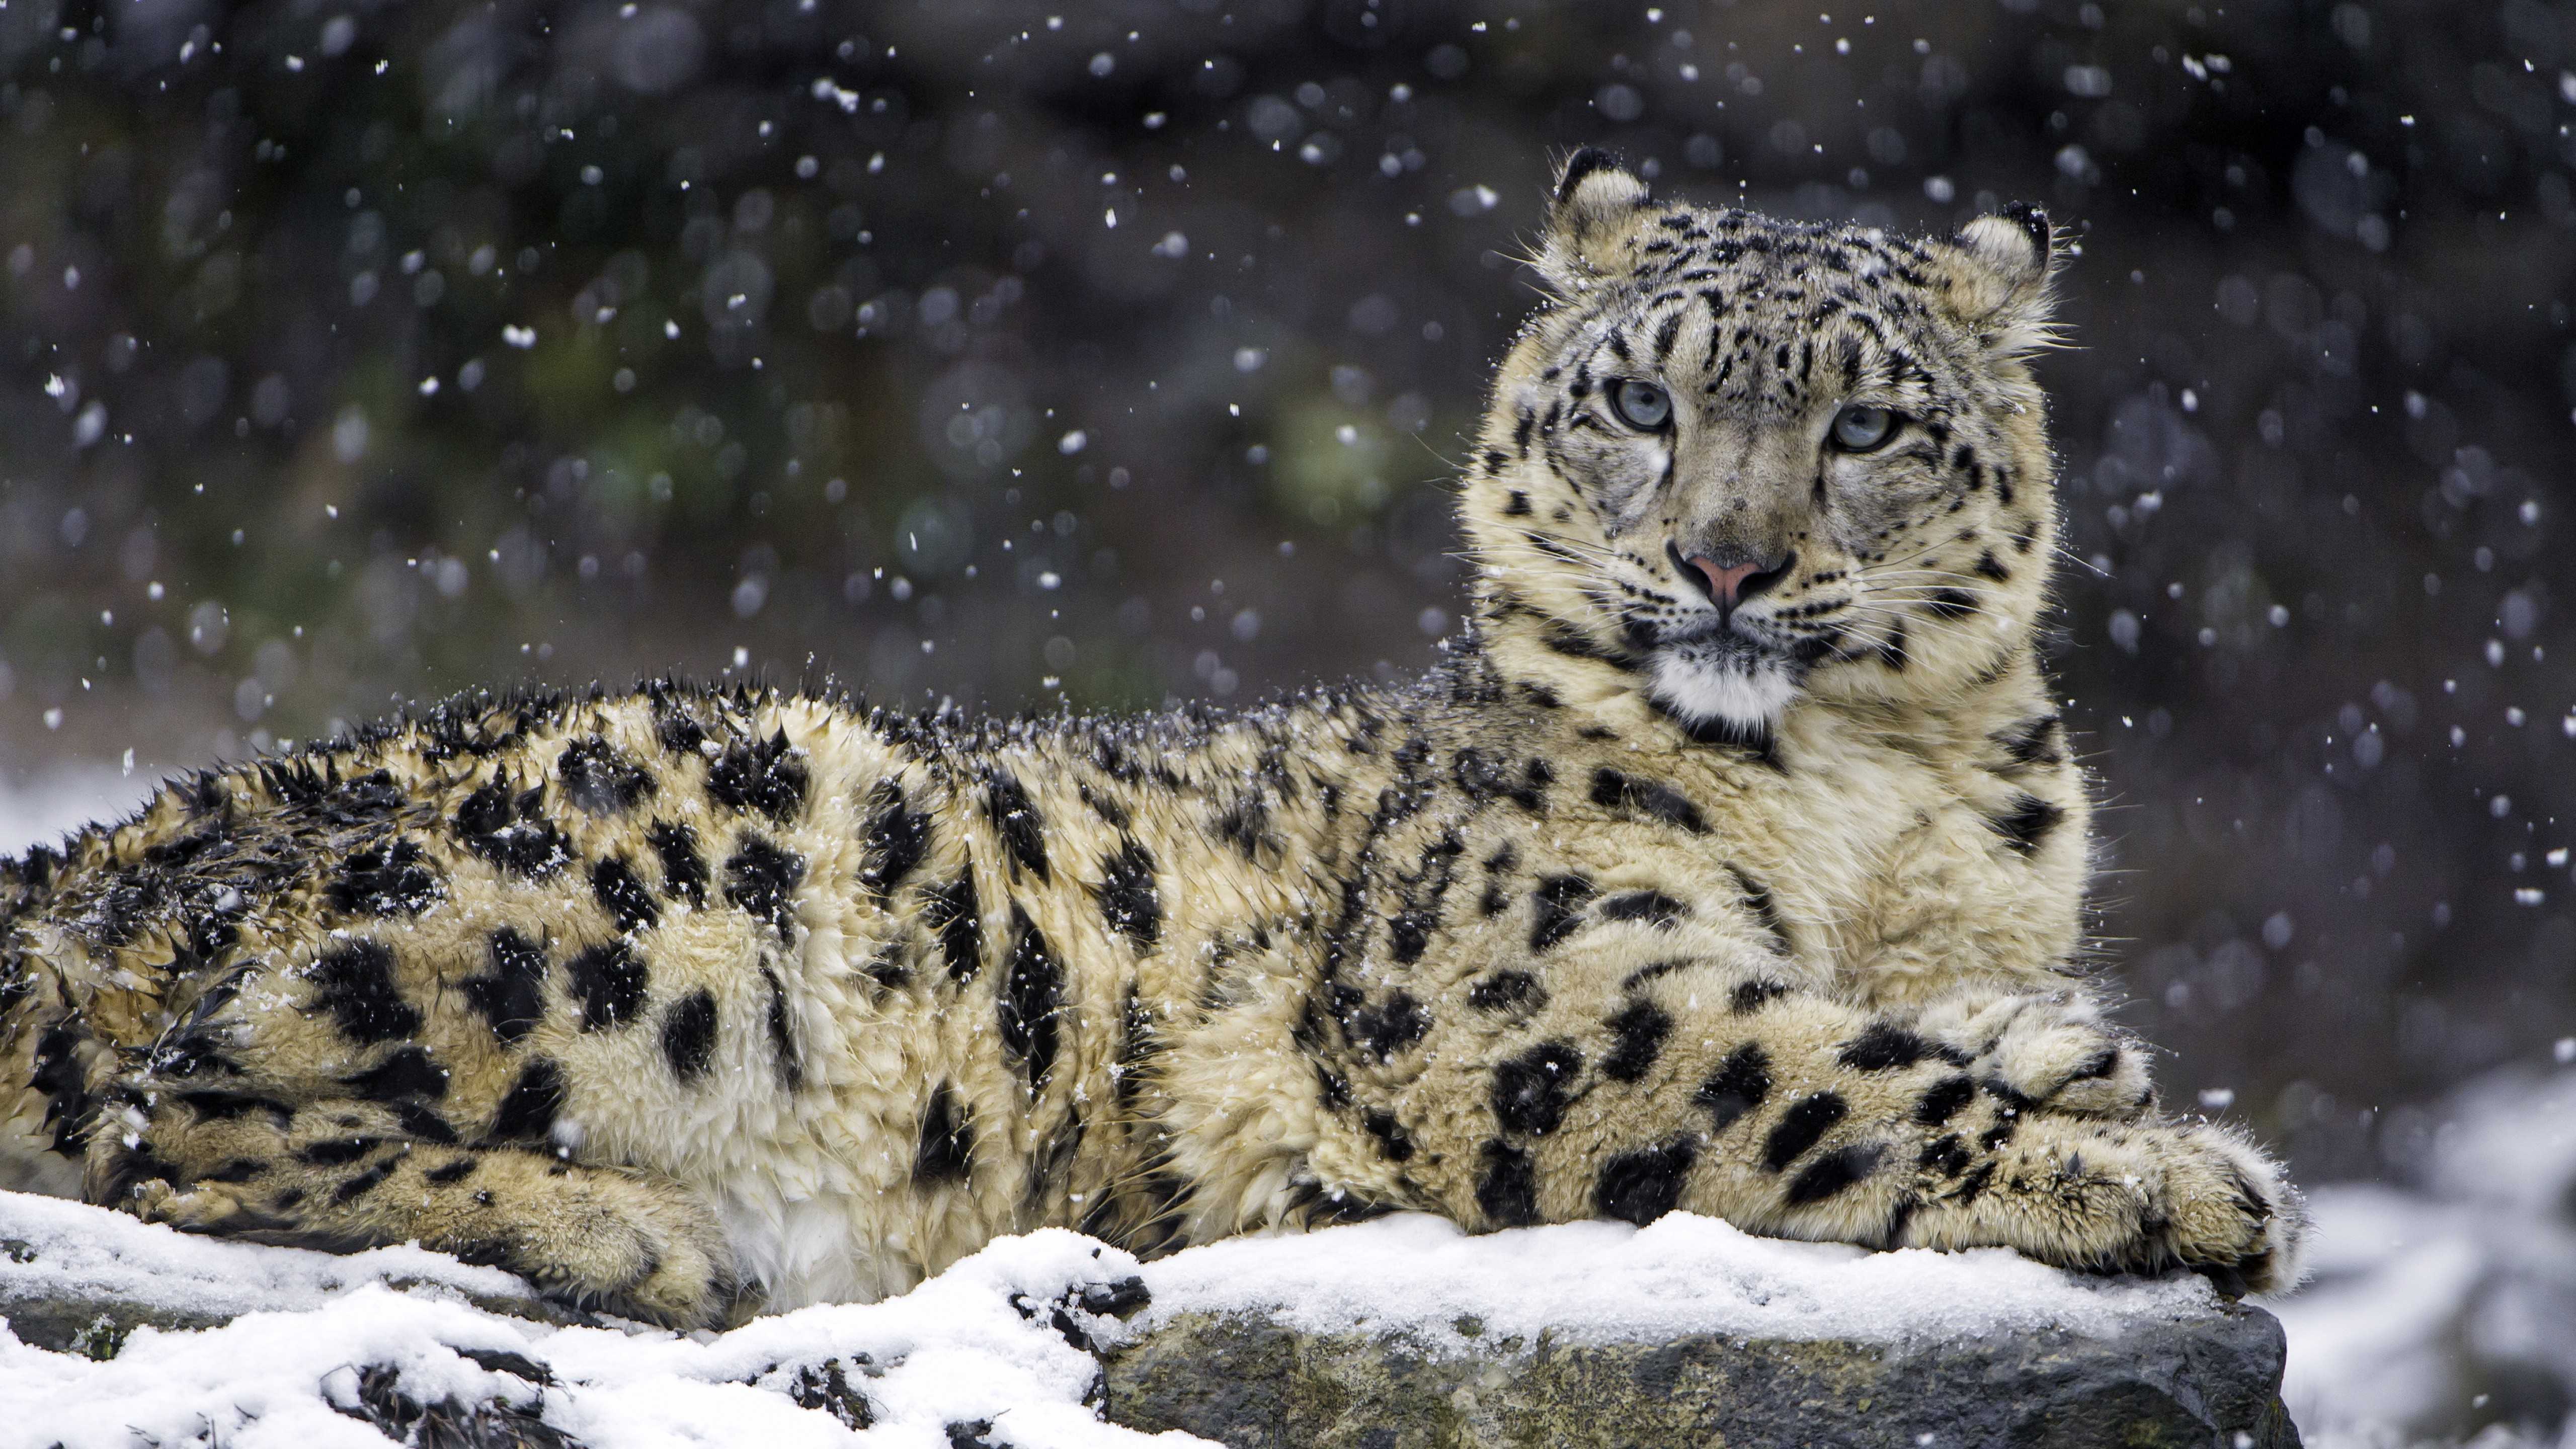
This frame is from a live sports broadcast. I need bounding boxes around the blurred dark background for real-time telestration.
[2,0,2571,1184]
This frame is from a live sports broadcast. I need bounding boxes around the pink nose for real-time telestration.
[1689,546,1793,603]
[1690,556,1773,608]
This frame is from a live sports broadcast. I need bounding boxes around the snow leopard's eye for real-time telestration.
[1828,403,1900,452]
[1608,379,1672,432]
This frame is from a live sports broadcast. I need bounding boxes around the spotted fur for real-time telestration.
[0,156,2301,1329]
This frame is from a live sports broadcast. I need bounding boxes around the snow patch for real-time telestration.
[1,1198,1175,1448]
[1135,1211,2216,1349]
[0,1189,534,1323]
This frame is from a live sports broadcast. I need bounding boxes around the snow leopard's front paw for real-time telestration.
[2152,1120,2309,1297]
[493,1163,761,1331]
[1961,1114,2307,1296]
[1921,991,2157,1120]
[131,1178,280,1234]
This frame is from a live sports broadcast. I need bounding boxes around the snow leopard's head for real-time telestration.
[1463,150,2064,739]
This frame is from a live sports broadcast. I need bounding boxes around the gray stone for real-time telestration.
[0,1280,231,1359]
[1100,1300,2302,1449]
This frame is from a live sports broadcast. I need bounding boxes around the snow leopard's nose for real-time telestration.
[1670,544,1793,614]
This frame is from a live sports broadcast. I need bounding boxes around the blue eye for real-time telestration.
[1829,404,1899,451]
[1610,379,1671,431]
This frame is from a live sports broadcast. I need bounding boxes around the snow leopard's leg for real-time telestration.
[87,1082,753,1329]
[1356,953,2304,1294]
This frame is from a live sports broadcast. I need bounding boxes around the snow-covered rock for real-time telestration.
[1112,1212,2296,1447]
[0,1190,2296,1447]
[0,1191,1157,1448]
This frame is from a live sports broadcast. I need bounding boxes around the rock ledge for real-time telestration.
[0,1193,2301,1448]
[1102,1301,2301,1448]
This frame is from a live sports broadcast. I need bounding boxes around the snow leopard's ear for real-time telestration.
[1937,203,2062,357]
[1536,148,1652,297]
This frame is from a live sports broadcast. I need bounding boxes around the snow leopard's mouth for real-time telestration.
[1653,614,1770,652]
[1648,610,1803,668]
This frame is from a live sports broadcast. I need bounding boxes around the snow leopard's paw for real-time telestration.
[2152,1119,2309,1297]
[1949,1114,2307,1296]
[480,1159,760,1331]
[131,1178,280,1234]
[1921,991,2157,1120]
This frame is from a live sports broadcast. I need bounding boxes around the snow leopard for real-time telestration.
[0,152,2304,1329]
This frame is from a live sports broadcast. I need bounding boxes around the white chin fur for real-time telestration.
[1648,652,1796,730]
